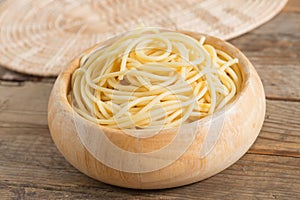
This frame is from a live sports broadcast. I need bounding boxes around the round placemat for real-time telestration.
[0,0,287,76]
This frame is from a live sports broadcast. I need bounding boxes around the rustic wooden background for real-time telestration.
[0,0,299,199]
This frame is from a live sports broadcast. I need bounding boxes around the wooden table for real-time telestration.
[1,1,299,199]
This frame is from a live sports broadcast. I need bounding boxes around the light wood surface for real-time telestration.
[0,0,287,76]
[0,0,300,198]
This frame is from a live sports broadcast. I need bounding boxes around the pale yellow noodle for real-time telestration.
[69,28,242,129]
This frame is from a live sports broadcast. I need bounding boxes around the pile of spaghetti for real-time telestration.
[69,28,242,129]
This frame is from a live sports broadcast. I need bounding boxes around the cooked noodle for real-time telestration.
[68,28,242,129]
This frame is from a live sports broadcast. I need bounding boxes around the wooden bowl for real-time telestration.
[48,31,266,189]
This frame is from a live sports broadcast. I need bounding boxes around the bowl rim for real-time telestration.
[55,29,253,135]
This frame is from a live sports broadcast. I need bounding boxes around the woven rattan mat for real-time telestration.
[0,0,287,76]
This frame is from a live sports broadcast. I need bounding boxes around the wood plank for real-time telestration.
[249,100,300,157]
[0,0,299,198]
[0,81,299,156]
[1,120,300,199]
[1,150,299,199]
[283,0,300,12]
[230,12,300,100]
[0,81,300,198]
[0,81,51,128]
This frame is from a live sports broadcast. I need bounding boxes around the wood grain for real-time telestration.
[249,100,300,158]
[47,31,266,189]
[0,81,298,158]
[1,154,299,199]
[0,81,299,198]
[0,0,299,198]
[283,0,300,12]
[230,12,300,101]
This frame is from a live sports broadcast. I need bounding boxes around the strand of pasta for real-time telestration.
[69,28,242,129]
